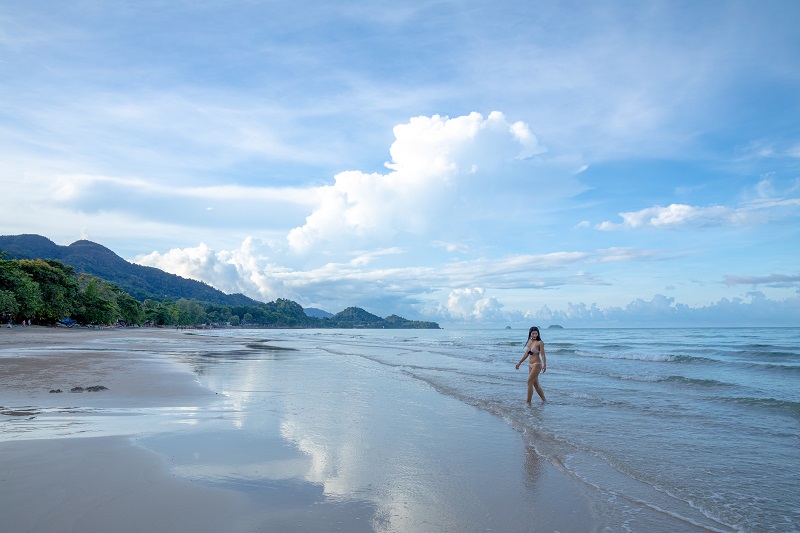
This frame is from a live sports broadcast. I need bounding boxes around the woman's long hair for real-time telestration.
[526,326,542,344]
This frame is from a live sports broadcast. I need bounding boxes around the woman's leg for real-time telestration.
[533,375,546,402]
[528,364,545,403]
[526,375,534,403]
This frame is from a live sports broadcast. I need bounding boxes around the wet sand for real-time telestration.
[0,327,248,532]
[0,327,598,532]
[0,327,217,408]
[0,436,249,533]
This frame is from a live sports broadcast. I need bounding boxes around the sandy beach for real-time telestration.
[1,326,597,532]
[0,327,250,532]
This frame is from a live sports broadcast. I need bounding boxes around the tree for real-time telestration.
[175,298,206,326]
[0,289,18,319]
[115,289,144,325]
[75,277,118,325]
[17,259,80,322]
[144,299,176,326]
[205,309,221,325]
[0,261,41,320]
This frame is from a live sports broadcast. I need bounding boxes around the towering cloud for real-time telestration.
[287,112,542,251]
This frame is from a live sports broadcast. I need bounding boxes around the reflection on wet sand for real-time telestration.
[2,328,597,532]
[523,443,543,490]
[160,332,596,532]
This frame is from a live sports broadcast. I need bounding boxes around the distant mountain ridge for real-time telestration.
[0,234,260,306]
[303,307,333,318]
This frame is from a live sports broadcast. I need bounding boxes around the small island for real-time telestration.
[547,324,564,329]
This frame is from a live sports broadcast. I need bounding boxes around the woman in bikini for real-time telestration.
[515,326,546,403]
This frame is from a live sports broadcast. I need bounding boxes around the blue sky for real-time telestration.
[1,1,799,326]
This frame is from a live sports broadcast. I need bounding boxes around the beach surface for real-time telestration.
[0,327,597,532]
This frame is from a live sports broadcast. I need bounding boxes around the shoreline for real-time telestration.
[1,327,598,532]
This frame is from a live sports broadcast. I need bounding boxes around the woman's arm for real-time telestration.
[516,340,531,369]
[540,341,546,372]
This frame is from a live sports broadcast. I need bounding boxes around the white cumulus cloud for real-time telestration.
[287,112,544,252]
[443,288,504,320]
[135,237,290,303]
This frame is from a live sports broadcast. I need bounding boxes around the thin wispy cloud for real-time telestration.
[724,273,800,287]
[596,195,799,231]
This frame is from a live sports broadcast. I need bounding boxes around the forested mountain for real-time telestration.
[326,307,439,329]
[0,234,259,306]
[0,234,440,329]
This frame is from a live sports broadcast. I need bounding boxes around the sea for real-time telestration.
[194,326,799,533]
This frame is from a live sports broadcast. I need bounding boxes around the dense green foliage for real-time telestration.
[0,259,142,325]
[0,259,80,323]
[74,274,145,326]
[0,257,440,329]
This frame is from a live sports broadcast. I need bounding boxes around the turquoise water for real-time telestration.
[204,327,799,533]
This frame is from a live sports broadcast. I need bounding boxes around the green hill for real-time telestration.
[0,234,260,306]
[326,306,439,329]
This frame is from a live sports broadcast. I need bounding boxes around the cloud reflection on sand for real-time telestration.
[173,333,552,533]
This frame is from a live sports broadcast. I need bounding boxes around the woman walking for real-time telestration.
[516,326,546,403]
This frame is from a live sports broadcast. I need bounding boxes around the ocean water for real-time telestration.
[198,326,799,533]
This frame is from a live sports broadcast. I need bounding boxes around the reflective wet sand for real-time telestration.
[1,327,596,532]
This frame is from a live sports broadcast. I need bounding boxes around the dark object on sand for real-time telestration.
[69,385,108,392]
[1,409,38,417]
[49,389,62,393]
